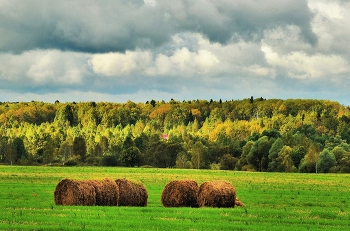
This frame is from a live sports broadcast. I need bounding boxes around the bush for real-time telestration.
[100,153,118,166]
[220,154,238,170]
[241,165,257,172]
[64,160,78,166]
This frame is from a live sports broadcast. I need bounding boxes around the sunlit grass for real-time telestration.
[0,166,349,230]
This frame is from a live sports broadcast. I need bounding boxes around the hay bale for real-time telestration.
[89,178,119,206]
[54,178,96,206]
[161,180,199,207]
[198,180,236,208]
[115,178,148,206]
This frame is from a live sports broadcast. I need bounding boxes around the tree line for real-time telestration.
[0,98,350,173]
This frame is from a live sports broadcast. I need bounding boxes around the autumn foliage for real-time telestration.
[1,98,350,173]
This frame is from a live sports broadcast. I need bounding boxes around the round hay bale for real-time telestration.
[161,180,199,207]
[54,178,96,206]
[89,178,119,206]
[198,180,236,208]
[115,178,148,206]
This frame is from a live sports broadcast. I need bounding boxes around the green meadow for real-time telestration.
[0,166,349,230]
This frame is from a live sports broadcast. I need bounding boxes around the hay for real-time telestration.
[115,178,148,206]
[198,180,236,208]
[161,180,199,207]
[54,178,119,206]
[90,178,119,206]
[54,179,96,206]
[235,198,245,207]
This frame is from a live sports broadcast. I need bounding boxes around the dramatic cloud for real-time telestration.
[0,0,350,105]
[0,0,316,53]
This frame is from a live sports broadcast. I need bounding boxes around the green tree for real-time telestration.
[73,136,87,162]
[247,136,270,171]
[120,146,141,167]
[331,146,346,165]
[290,146,306,169]
[55,104,74,126]
[231,140,242,158]
[100,151,119,166]
[165,142,184,168]
[4,140,16,165]
[58,141,72,165]
[93,143,103,157]
[268,138,284,171]
[190,141,209,169]
[123,135,134,150]
[152,142,170,168]
[0,136,7,163]
[99,136,109,153]
[220,154,238,170]
[42,136,58,164]
[338,152,350,172]
[262,129,281,140]
[317,149,336,173]
[176,151,191,168]
[134,133,148,151]
[150,99,156,107]
[13,137,27,164]
[236,141,254,170]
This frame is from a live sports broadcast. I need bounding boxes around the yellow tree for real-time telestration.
[277,146,294,172]
[305,143,321,173]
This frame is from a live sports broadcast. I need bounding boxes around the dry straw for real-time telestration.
[115,178,148,206]
[198,180,236,208]
[54,178,120,206]
[161,180,199,207]
[54,178,96,206]
[90,178,119,206]
[235,198,245,207]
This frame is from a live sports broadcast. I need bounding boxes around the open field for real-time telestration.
[0,166,349,230]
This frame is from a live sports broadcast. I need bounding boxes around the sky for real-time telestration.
[1,0,350,105]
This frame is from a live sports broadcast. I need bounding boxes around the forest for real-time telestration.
[0,97,350,173]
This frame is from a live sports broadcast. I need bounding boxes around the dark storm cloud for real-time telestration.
[0,0,316,54]
[0,0,170,53]
[162,0,317,45]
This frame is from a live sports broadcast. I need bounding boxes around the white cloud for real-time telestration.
[245,65,276,78]
[89,51,152,76]
[88,33,272,78]
[26,50,84,85]
[262,25,312,55]
[260,1,350,81]
[144,0,157,7]
[308,0,343,19]
[89,36,221,77]
[262,45,349,79]
[309,0,350,55]
[149,47,219,76]
[0,50,88,87]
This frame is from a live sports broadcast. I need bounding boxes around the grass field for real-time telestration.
[0,166,349,230]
